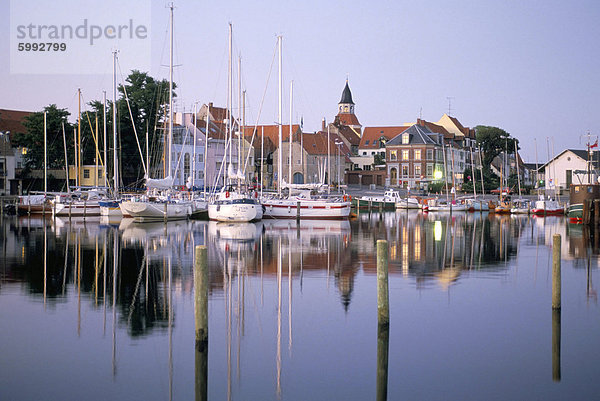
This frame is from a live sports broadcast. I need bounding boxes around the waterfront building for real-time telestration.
[539,149,600,192]
[385,124,445,190]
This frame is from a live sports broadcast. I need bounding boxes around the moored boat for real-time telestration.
[567,184,600,222]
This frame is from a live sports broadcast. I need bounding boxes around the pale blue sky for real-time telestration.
[1,0,599,163]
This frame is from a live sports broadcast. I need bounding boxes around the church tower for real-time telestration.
[338,79,355,114]
[335,79,361,129]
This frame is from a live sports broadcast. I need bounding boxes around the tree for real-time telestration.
[476,125,518,190]
[114,70,175,186]
[12,105,73,170]
[476,125,519,168]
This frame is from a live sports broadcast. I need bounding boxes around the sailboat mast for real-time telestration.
[62,123,70,193]
[228,23,232,181]
[204,104,210,199]
[327,124,331,195]
[470,147,476,199]
[78,88,81,186]
[167,4,174,182]
[238,55,242,180]
[289,80,293,185]
[515,141,521,198]
[277,35,282,195]
[442,142,449,200]
[534,138,539,189]
[103,91,107,187]
[44,111,47,195]
[193,103,197,190]
[112,51,119,197]
[478,146,485,195]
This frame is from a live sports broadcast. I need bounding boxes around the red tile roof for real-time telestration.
[416,119,454,139]
[336,113,361,127]
[336,124,361,146]
[0,109,33,140]
[360,126,410,149]
[299,131,351,161]
[243,124,300,149]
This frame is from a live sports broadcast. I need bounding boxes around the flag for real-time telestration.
[591,140,598,149]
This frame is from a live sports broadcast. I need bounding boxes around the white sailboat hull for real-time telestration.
[208,202,263,222]
[52,201,101,217]
[262,197,351,219]
[120,200,192,222]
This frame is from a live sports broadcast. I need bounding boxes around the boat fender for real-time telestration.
[226,191,230,198]
[343,195,347,202]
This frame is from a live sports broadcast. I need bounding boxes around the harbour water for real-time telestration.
[1,212,600,400]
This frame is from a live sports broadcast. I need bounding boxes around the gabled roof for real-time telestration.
[360,126,410,149]
[299,131,351,162]
[416,119,453,139]
[335,113,361,127]
[387,124,437,146]
[539,149,600,170]
[333,123,361,146]
[243,124,301,150]
[0,108,33,140]
[339,80,354,105]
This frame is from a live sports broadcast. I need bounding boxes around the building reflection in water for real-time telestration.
[4,210,600,399]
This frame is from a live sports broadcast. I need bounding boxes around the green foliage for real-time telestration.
[15,71,176,188]
[12,105,73,169]
[475,125,518,171]
[428,182,444,194]
[114,70,175,185]
[373,153,386,166]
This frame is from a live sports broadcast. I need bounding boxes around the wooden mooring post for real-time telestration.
[594,200,600,225]
[194,245,208,401]
[376,239,389,401]
[377,240,389,326]
[552,234,561,310]
[552,309,561,382]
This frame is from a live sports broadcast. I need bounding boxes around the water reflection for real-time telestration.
[2,211,600,400]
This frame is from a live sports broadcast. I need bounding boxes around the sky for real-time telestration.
[1,0,600,163]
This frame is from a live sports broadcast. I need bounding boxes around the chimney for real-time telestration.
[417,118,425,127]
[322,118,326,132]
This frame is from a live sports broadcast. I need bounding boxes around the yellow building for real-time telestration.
[68,165,107,187]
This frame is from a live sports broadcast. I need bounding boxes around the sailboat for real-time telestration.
[511,142,530,214]
[494,146,512,214]
[120,5,192,222]
[260,38,351,219]
[531,139,563,215]
[207,24,263,222]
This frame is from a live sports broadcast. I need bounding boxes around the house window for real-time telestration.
[414,165,421,177]
[402,150,409,160]
[198,154,204,163]
[365,140,370,145]
[83,169,90,179]
[414,149,421,160]
[426,149,433,160]
[363,151,367,156]
[402,164,409,176]
[390,150,398,161]
[98,169,102,179]
[427,164,433,177]
[402,134,409,144]
[198,171,204,180]
[184,153,191,178]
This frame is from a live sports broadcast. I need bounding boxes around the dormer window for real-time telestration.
[402,133,409,144]
[365,140,370,145]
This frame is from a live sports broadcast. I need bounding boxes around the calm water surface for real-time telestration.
[1,211,600,400]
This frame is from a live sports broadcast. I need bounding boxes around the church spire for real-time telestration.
[338,79,355,114]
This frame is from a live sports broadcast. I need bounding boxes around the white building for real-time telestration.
[541,149,599,191]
